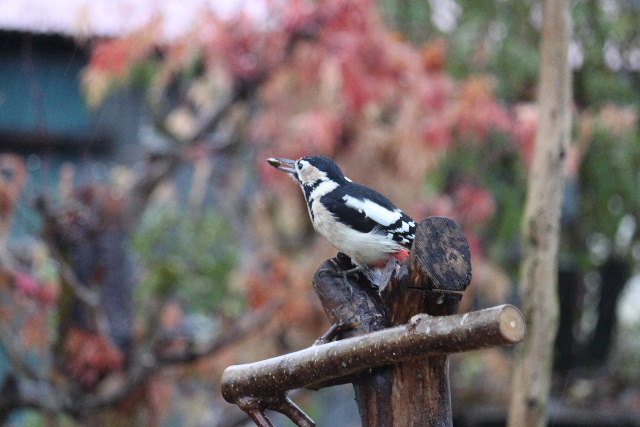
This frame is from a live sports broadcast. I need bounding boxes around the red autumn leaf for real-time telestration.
[451,183,497,228]
[456,76,511,142]
[418,72,455,113]
[422,39,448,72]
[421,118,454,150]
[89,39,130,77]
[291,109,342,152]
[282,0,319,34]
[64,327,125,389]
[15,271,40,297]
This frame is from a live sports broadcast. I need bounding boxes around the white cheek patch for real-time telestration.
[342,195,403,226]
[299,167,327,184]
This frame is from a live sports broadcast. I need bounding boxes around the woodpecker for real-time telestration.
[267,156,416,277]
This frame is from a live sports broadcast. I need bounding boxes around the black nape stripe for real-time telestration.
[303,185,316,220]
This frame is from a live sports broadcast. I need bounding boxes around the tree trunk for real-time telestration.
[508,1,572,427]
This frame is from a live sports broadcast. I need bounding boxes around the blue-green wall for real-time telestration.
[0,32,92,141]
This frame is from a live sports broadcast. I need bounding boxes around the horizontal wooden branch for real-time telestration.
[221,304,524,403]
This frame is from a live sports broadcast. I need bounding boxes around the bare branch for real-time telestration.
[268,396,315,427]
[0,299,282,418]
[0,321,47,382]
[60,300,284,415]
[157,300,283,364]
[48,245,99,308]
[125,24,316,225]
[125,76,265,224]
[35,197,112,339]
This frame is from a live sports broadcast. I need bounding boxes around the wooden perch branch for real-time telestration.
[222,304,524,401]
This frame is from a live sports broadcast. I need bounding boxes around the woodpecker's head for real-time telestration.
[267,156,349,187]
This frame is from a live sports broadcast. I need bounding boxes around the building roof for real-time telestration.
[0,0,266,38]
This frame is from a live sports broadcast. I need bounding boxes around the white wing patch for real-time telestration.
[396,221,413,232]
[342,194,403,226]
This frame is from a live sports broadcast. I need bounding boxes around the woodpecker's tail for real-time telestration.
[363,257,401,290]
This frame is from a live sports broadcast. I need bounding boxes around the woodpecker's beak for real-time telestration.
[267,158,297,176]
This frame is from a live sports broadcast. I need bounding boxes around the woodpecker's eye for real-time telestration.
[297,161,304,170]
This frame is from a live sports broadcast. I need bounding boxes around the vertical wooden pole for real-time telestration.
[387,288,462,427]
[508,1,572,427]
[354,217,471,427]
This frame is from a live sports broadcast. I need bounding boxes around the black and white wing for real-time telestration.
[320,183,416,247]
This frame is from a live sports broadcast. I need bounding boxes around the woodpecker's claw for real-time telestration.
[321,258,383,292]
[326,258,365,278]
[314,321,362,345]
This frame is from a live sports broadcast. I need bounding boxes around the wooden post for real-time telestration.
[354,216,472,427]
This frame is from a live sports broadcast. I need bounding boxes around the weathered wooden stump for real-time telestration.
[221,217,525,427]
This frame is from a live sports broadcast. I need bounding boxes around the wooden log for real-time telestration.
[405,216,472,293]
[220,304,524,402]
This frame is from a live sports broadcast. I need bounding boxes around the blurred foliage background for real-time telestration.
[0,0,639,426]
